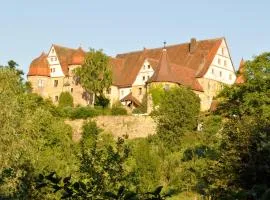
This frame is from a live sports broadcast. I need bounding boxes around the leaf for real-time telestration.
[117,186,125,196]
[104,191,117,198]
[153,186,163,196]
[63,176,71,184]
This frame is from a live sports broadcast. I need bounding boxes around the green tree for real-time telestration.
[58,91,74,107]
[152,86,200,146]
[75,48,112,104]
[204,52,270,199]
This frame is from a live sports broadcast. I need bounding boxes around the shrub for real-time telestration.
[70,106,99,119]
[94,95,110,108]
[58,92,73,107]
[111,104,127,116]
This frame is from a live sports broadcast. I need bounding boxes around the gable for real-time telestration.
[115,37,223,87]
[132,59,155,86]
[203,38,236,84]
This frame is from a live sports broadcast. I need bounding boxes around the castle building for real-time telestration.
[27,37,237,111]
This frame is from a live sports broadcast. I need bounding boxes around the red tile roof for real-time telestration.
[120,92,142,107]
[235,58,245,84]
[147,49,203,91]
[28,45,85,77]
[114,37,223,88]
[53,44,81,75]
[27,52,50,76]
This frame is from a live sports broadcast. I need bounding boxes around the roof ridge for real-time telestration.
[52,44,78,51]
[116,37,224,57]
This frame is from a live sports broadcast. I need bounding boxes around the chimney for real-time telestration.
[189,38,197,53]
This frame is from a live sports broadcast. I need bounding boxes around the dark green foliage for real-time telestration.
[95,95,110,108]
[153,86,200,146]
[132,94,147,114]
[111,104,127,116]
[70,106,100,119]
[58,92,74,107]
[203,52,270,199]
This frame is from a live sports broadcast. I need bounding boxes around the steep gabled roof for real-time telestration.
[115,37,223,87]
[53,44,79,75]
[146,49,203,91]
[235,58,245,84]
[27,52,50,76]
[120,92,142,107]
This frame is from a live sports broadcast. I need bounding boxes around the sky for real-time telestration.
[0,0,269,76]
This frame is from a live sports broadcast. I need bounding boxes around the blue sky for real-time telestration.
[0,0,269,75]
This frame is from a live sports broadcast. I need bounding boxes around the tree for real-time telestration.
[58,91,73,107]
[204,52,270,199]
[75,49,112,104]
[152,86,200,146]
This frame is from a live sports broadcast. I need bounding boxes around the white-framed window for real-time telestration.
[38,79,44,88]
[220,71,222,77]
[224,60,227,67]
[211,68,215,75]
[221,48,224,55]
[147,75,150,80]
[148,65,151,69]
[142,76,145,81]
[54,57,57,61]
[218,58,221,65]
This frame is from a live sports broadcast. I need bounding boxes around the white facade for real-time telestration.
[204,39,236,85]
[132,60,155,86]
[47,46,65,77]
[119,87,132,99]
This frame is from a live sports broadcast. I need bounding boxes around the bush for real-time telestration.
[58,92,73,107]
[111,104,127,116]
[70,106,100,119]
[94,95,110,108]
[132,108,144,114]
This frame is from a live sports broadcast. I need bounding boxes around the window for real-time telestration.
[38,79,44,88]
[211,68,215,75]
[138,88,142,95]
[224,60,227,67]
[51,68,55,73]
[218,58,221,65]
[221,48,224,55]
[142,76,145,81]
[148,65,151,69]
[147,75,150,80]
[143,65,146,70]
[52,49,55,53]
[51,57,54,62]
[55,96,59,102]
[71,88,73,93]
[54,80,58,87]
[219,71,222,77]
